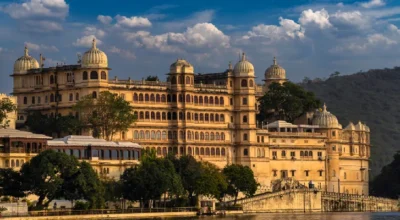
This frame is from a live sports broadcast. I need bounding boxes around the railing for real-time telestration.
[29,207,197,217]
[268,132,327,137]
[194,84,227,89]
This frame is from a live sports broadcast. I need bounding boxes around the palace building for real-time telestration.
[11,39,371,195]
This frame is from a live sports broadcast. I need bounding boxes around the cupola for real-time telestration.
[265,57,286,80]
[14,46,39,74]
[233,53,254,77]
[170,59,194,73]
[312,103,342,129]
[81,38,108,68]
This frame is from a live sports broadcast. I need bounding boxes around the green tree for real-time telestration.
[196,162,227,201]
[145,75,159,81]
[0,98,16,128]
[370,152,400,199]
[62,161,104,208]
[223,164,258,205]
[20,150,80,209]
[73,91,136,140]
[0,168,25,198]
[121,153,183,207]
[258,82,321,123]
[103,179,123,204]
[329,71,341,78]
[302,77,311,84]
[25,111,80,137]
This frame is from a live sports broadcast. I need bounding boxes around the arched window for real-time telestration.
[221,148,226,156]
[194,96,198,104]
[145,94,149,102]
[83,71,88,80]
[150,94,155,102]
[162,112,166,120]
[243,115,248,123]
[216,148,220,156]
[145,131,150,139]
[210,114,214,121]
[221,132,225,140]
[171,76,177,84]
[178,76,184,84]
[101,71,107,80]
[69,93,73,101]
[244,149,249,156]
[76,93,80,101]
[50,75,55,84]
[140,130,145,139]
[215,96,219,105]
[210,132,215,140]
[92,91,97,99]
[156,112,161,120]
[134,131,139,139]
[241,79,247,87]
[195,132,199,140]
[204,96,209,104]
[151,112,155,120]
[133,93,138,102]
[186,94,190,102]
[195,148,199,155]
[200,132,204,140]
[200,148,205,155]
[161,94,166,102]
[206,148,210,155]
[205,132,209,140]
[243,98,248,105]
[23,97,27,104]
[162,131,167,140]
[200,113,204,121]
[90,71,98,79]
[186,76,191,84]
[199,96,203,104]
[305,151,309,156]
[139,93,144,101]
[300,151,304,157]
[145,111,150,119]
[205,114,209,121]
[210,97,214,104]
[187,112,191,120]
[139,111,144,119]
[220,114,224,122]
[215,114,219,122]
[243,133,248,141]
[220,97,224,105]
[249,79,254,87]
[156,94,161,102]
[216,132,220,140]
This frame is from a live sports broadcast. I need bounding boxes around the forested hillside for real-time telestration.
[301,67,400,178]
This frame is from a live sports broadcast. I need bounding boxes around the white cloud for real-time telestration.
[331,11,369,29]
[97,15,112,25]
[24,42,59,52]
[243,17,304,42]
[367,33,396,45]
[330,34,396,53]
[115,15,152,28]
[361,0,385,9]
[73,35,102,48]
[123,23,229,53]
[161,10,215,30]
[1,0,69,19]
[83,26,106,38]
[299,9,332,29]
[109,46,136,60]
[24,20,63,32]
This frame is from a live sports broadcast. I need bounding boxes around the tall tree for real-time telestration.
[0,168,25,198]
[73,91,136,140]
[20,150,80,209]
[223,164,258,205]
[258,82,321,123]
[145,75,159,81]
[0,98,16,128]
[25,111,80,137]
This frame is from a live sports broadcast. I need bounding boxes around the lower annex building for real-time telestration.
[11,39,371,195]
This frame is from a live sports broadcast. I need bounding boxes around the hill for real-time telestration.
[301,67,400,178]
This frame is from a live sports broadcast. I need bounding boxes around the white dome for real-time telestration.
[14,46,39,73]
[265,57,286,80]
[170,59,194,73]
[312,104,341,129]
[81,38,108,68]
[345,122,355,131]
[233,53,254,76]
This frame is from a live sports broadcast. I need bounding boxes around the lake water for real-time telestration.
[161,212,400,220]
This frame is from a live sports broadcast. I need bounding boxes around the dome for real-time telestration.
[170,59,194,73]
[345,122,355,131]
[81,38,108,68]
[233,53,254,76]
[265,57,286,80]
[312,104,342,129]
[355,121,365,131]
[14,46,39,73]
[365,125,370,132]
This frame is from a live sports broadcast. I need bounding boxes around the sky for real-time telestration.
[1,0,400,93]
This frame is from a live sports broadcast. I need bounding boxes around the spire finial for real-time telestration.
[323,103,327,112]
[24,46,28,56]
[228,61,232,70]
[92,38,96,49]
[241,52,246,61]
[273,56,277,65]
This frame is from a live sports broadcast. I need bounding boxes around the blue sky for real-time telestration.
[1,0,400,93]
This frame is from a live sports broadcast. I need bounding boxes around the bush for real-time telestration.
[73,201,90,210]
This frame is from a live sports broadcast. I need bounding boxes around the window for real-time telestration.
[281,151,286,157]
[50,94,54,102]
[230,98,233,105]
[291,170,295,177]
[101,71,107,80]
[186,76,191,84]
[319,170,323,177]
[90,71,98,79]
[23,97,27,104]
[273,170,277,177]
[318,152,322,157]
[290,151,295,157]
[243,148,249,156]
[241,79,247,87]
[230,80,233,87]
[243,115,248,123]
[69,93,73,101]
[249,79,254,87]
[243,133,248,141]
[92,91,97,99]
[76,93,80,101]
[242,98,248,105]
[50,75,55,84]
[31,97,35,104]
[305,171,309,177]
[83,71,88,80]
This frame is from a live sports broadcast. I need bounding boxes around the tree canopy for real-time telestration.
[258,82,321,123]
[0,168,25,198]
[370,152,400,199]
[223,164,258,205]
[73,91,136,140]
[0,98,16,128]
[25,111,79,137]
[145,75,159,81]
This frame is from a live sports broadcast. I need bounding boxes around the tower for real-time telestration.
[263,57,287,93]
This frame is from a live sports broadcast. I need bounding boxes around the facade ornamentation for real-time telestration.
[11,41,371,195]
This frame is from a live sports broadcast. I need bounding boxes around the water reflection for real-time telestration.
[163,212,400,220]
